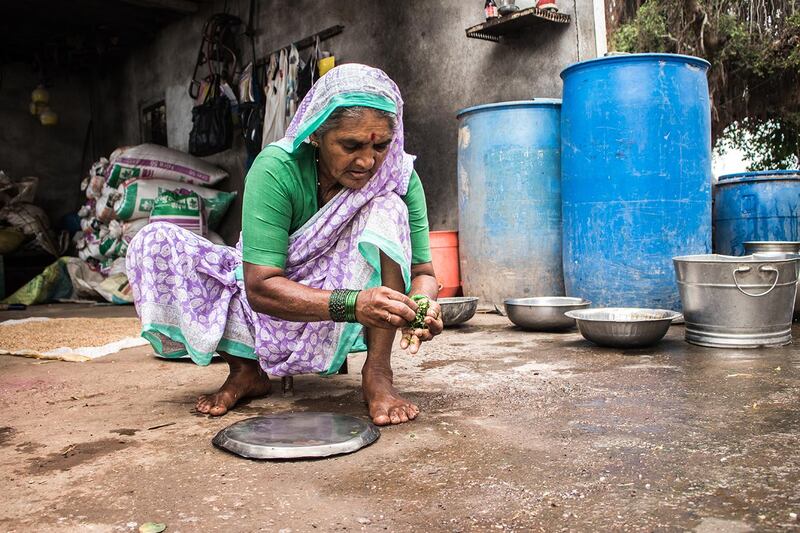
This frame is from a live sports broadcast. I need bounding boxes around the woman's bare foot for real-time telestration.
[362,364,419,425]
[196,353,271,416]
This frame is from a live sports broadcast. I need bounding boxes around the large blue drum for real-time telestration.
[713,170,800,255]
[456,100,563,306]
[560,54,713,310]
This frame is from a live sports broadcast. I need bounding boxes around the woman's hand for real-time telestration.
[355,286,418,329]
[400,299,443,354]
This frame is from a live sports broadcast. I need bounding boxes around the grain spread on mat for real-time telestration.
[0,318,141,354]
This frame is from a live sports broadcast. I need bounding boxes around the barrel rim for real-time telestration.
[673,253,799,264]
[560,53,711,79]
[716,169,800,183]
[456,99,562,119]
[743,241,800,246]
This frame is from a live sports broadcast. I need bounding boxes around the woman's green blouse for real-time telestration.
[241,143,432,270]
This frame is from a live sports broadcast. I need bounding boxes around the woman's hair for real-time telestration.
[314,106,397,138]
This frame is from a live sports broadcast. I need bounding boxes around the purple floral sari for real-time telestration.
[127,64,415,376]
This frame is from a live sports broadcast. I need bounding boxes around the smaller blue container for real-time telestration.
[456,99,564,306]
[713,170,800,255]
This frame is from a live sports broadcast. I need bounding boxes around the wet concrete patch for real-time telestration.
[110,428,139,436]
[0,426,15,446]
[451,323,514,335]
[26,438,134,473]
[290,391,355,407]
[15,441,46,454]
[694,517,754,532]
[419,358,461,370]
[3,312,800,531]
[491,340,525,348]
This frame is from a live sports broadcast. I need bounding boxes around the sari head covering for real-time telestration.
[127,63,417,376]
[275,63,415,195]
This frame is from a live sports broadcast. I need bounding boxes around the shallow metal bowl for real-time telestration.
[438,297,479,327]
[564,308,681,349]
[504,297,591,331]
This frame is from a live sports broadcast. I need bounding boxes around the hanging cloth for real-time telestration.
[238,62,255,103]
[261,49,289,148]
[296,37,320,102]
[239,61,264,166]
[285,45,300,125]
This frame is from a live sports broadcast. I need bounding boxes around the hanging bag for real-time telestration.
[189,76,234,156]
[238,0,265,165]
[238,63,264,160]
[187,13,240,156]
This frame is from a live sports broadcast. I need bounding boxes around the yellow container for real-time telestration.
[31,85,49,104]
[0,228,25,254]
[318,56,335,77]
[39,108,58,126]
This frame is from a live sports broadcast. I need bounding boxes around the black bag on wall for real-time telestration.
[189,94,233,157]
[239,101,263,158]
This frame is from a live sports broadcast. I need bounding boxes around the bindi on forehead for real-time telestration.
[338,129,394,146]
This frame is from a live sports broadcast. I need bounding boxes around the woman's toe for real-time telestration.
[371,407,391,426]
[208,403,228,416]
[390,409,406,424]
[196,396,211,413]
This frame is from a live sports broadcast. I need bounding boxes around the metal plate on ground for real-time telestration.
[212,412,380,460]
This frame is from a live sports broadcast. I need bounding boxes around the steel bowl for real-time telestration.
[504,297,591,331]
[564,308,681,349]
[438,297,479,327]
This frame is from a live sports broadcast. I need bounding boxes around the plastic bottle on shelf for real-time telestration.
[536,0,558,11]
[484,0,499,20]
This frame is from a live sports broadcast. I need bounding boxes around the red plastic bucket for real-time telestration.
[429,231,461,297]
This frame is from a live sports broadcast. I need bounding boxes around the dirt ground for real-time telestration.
[1,304,800,532]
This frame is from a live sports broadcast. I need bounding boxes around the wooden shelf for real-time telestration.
[465,6,571,42]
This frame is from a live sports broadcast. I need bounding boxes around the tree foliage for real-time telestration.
[608,0,800,170]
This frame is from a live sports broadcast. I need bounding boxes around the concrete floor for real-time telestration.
[1,305,800,532]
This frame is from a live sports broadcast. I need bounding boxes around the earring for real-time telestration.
[310,140,319,148]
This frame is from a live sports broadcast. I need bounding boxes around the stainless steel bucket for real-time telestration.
[743,241,800,320]
[673,254,799,348]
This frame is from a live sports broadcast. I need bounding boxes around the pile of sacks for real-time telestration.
[3,144,236,306]
[0,172,66,256]
[76,143,236,277]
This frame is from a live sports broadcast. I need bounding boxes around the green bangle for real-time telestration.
[329,289,361,323]
[329,289,347,322]
[345,290,360,323]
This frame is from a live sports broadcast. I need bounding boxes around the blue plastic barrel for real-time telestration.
[714,170,800,255]
[456,100,564,306]
[561,54,713,310]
